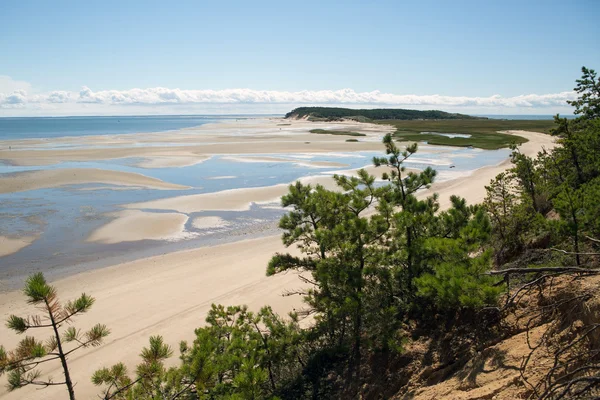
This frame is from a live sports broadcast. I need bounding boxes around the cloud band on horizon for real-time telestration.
[0,76,576,115]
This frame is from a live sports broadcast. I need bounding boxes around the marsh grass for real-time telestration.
[381,119,555,149]
[310,129,366,137]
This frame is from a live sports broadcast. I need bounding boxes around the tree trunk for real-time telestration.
[46,299,76,400]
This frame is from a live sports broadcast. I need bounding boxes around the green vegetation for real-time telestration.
[2,67,599,399]
[309,128,366,137]
[345,138,359,142]
[393,129,526,149]
[291,107,557,150]
[0,273,109,400]
[286,106,480,120]
[387,119,556,149]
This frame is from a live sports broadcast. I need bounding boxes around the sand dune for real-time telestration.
[0,168,190,193]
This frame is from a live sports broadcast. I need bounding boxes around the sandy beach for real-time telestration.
[0,120,556,399]
[0,236,304,400]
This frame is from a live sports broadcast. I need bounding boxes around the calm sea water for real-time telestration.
[0,115,275,140]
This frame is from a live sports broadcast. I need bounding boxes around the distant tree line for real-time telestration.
[285,106,482,120]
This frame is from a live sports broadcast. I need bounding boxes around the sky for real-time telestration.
[1,0,599,116]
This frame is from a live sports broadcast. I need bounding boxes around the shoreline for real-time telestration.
[0,118,396,166]
[0,120,556,399]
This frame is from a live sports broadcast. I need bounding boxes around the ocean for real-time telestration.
[0,114,564,141]
[0,115,275,140]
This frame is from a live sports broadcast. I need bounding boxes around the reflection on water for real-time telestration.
[420,131,472,139]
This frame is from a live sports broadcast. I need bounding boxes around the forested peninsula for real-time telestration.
[285,107,481,121]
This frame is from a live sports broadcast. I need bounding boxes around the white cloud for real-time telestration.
[0,76,577,116]
[46,91,72,103]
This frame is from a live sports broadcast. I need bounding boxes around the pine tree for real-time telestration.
[0,272,109,400]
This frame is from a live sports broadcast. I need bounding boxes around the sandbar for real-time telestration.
[87,210,189,244]
[135,155,210,168]
[221,155,348,168]
[0,168,189,194]
[0,119,394,167]
[124,175,339,214]
[0,235,38,258]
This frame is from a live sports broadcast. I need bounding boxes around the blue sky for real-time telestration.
[1,0,598,116]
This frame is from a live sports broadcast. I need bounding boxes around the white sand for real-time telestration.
[0,168,189,194]
[0,236,305,400]
[87,210,189,244]
[0,128,556,400]
[0,235,38,258]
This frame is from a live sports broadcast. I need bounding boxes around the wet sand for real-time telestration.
[192,216,230,230]
[0,168,190,194]
[0,235,38,258]
[0,121,556,400]
[0,119,395,166]
[135,155,211,168]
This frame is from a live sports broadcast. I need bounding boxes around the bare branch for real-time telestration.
[487,266,600,276]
